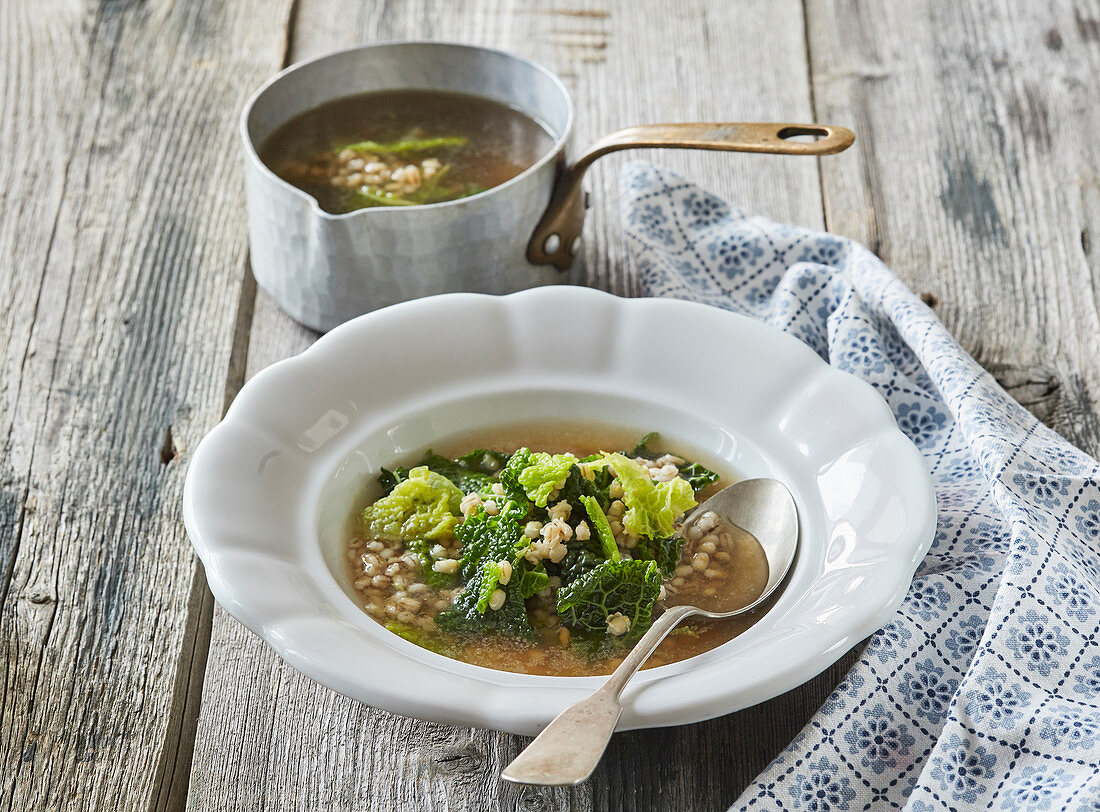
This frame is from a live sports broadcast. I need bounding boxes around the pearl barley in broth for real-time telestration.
[344,422,770,677]
[259,89,554,214]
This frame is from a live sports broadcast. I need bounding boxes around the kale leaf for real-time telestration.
[513,560,550,598]
[678,462,720,491]
[453,506,525,582]
[556,559,661,642]
[378,448,511,495]
[455,448,511,474]
[625,432,720,491]
[378,466,404,494]
[498,448,534,507]
[433,487,538,640]
[554,487,619,588]
[558,546,602,587]
[560,466,611,512]
[472,559,510,612]
[627,432,661,459]
[435,569,534,640]
[405,538,455,589]
[631,535,685,579]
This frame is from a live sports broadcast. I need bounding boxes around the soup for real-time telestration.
[259,89,554,213]
[343,423,769,677]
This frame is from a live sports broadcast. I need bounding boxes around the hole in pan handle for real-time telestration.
[526,122,855,272]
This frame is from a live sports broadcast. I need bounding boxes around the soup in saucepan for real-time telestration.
[343,423,770,677]
[259,89,554,213]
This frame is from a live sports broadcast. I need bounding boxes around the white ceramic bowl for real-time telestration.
[183,287,936,735]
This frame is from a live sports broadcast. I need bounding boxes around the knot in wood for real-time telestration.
[513,785,554,812]
[434,741,484,775]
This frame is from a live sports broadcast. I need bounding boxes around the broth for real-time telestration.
[259,89,554,213]
[344,422,770,677]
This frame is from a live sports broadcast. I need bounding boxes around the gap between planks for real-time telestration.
[153,261,259,811]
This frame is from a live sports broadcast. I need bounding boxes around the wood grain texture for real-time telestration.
[0,1,292,809]
[185,2,854,811]
[805,0,1100,453]
[15,0,1100,809]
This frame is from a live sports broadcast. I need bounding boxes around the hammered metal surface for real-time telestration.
[241,43,575,331]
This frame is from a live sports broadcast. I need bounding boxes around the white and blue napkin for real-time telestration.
[621,162,1100,811]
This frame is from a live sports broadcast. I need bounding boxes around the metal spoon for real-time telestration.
[501,478,799,786]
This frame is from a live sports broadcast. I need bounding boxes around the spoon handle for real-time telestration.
[501,605,695,786]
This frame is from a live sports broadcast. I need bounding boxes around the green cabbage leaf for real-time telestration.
[360,466,462,540]
[594,453,696,539]
[513,562,550,598]
[517,452,578,507]
[385,621,455,656]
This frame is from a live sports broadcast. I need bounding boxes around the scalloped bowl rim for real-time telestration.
[183,286,936,735]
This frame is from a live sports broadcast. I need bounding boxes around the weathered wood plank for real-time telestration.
[806,0,1100,453]
[0,1,292,809]
[189,1,833,810]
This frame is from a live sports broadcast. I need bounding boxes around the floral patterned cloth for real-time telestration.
[620,162,1100,811]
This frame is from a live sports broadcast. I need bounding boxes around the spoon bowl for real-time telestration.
[501,477,799,786]
[668,478,798,615]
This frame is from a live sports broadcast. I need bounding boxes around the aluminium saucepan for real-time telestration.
[241,41,853,331]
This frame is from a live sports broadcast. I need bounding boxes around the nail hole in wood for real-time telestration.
[160,426,177,466]
[920,292,940,307]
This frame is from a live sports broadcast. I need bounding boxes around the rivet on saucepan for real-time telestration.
[570,236,582,255]
[543,233,561,255]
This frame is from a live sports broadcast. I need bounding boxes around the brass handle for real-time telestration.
[527,122,855,271]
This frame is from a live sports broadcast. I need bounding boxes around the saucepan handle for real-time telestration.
[527,122,855,271]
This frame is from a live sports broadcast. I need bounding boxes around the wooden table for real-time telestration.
[4,1,1098,809]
